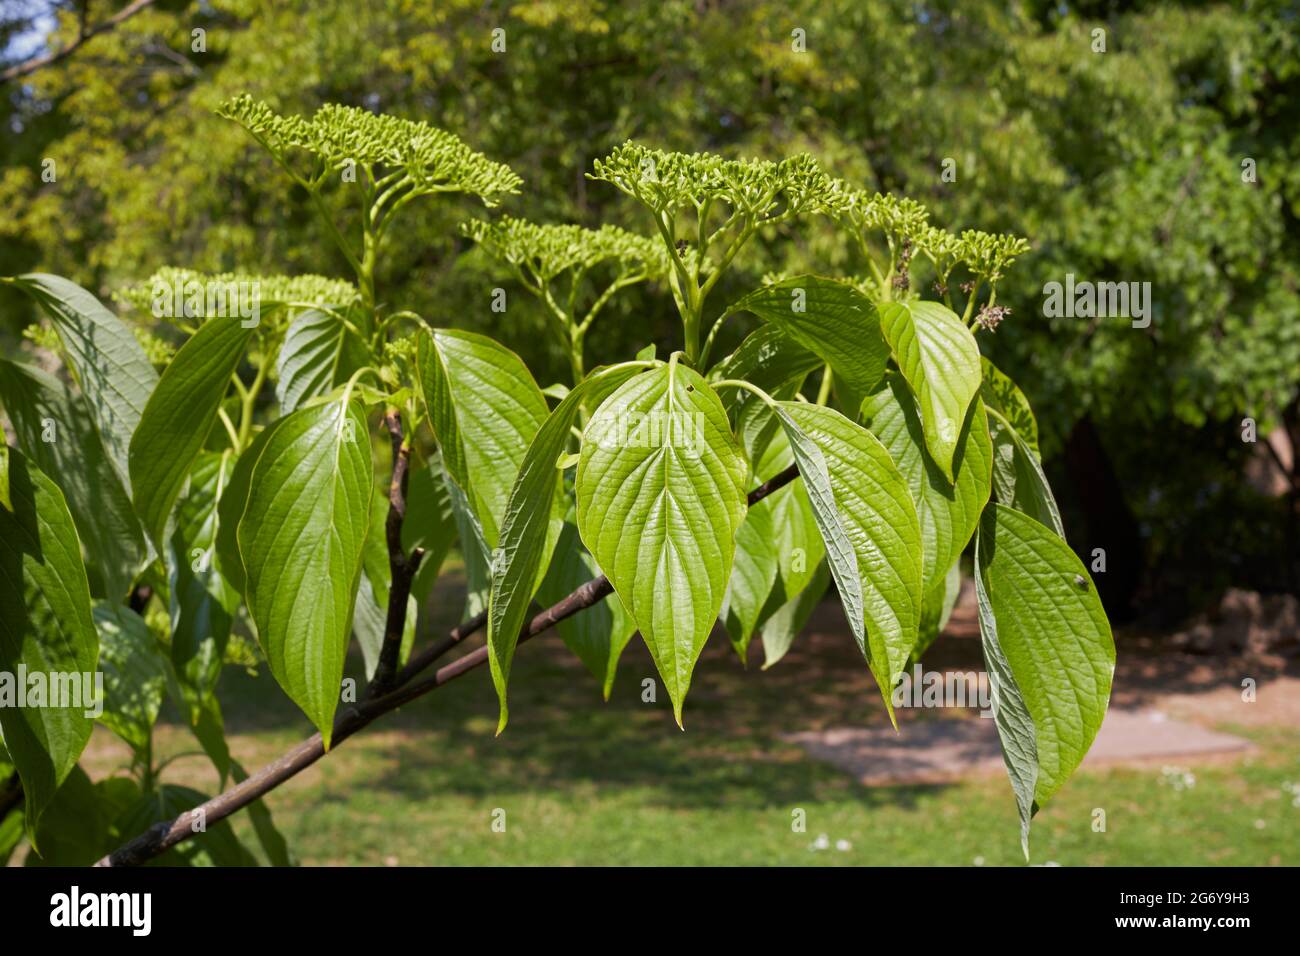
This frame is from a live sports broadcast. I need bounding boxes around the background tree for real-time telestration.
[2,0,1297,615]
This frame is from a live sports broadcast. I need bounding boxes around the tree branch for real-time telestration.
[94,463,801,866]
[2,0,162,83]
[369,410,424,694]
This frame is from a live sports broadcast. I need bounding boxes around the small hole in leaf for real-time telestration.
[686,384,695,392]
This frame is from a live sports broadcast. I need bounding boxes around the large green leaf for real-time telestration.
[878,300,982,481]
[0,448,98,836]
[22,767,140,867]
[709,323,822,466]
[92,602,165,754]
[214,418,288,595]
[0,358,147,599]
[980,357,1039,458]
[402,453,459,605]
[774,402,922,718]
[975,503,1115,855]
[113,784,259,867]
[488,362,647,728]
[913,558,963,662]
[720,501,780,663]
[722,425,822,663]
[352,486,417,680]
[753,428,825,610]
[129,315,254,547]
[760,559,829,669]
[236,399,372,747]
[276,307,370,414]
[416,328,551,548]
[9,274,159,493]
[162,658,231,783]
[447,476,493,621]
[709,323,823,397]
[861,374,992,590]
[169,452,241,701]
[986,406,1064,538]
[730,275,889,416]
[577,360,748,724]
[538,520,637,700]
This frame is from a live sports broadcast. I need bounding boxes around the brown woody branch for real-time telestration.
[369,410,425,693]
[94,462,800,866]
[2,0,162,83]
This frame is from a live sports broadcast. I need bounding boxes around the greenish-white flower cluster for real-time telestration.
[218,94,522,205]
[589,142,837,221]
[461,216,669,284]
[115,267,358,322]
[825,178,1030,288]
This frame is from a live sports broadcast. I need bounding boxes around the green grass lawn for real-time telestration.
[86,577,1300,867]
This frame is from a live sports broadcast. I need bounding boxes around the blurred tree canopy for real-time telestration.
[3,0,1297,616]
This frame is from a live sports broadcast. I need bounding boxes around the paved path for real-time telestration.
[783,709,1252,787]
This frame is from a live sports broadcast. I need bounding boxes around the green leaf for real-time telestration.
[214,419,288,596]
[975,503,1115,856]
[538,520,636,700]
[861,374,992,591]
[986,406,1064,538]
[774,402,922,719]
[416,328,552,548]
[0,448,98,837]
[10,274,159,493]
[878,300,982,481]
[236,399,373,748]
[721,420,822,663]
[980,357,1039,458]
[162,660,231,783]
[276,307,371,414]
[577,360,749,725]
[0,804,22,866]
[711,325,821,483]
[169,452,241,701]
[760,559,829,669]
[23,767,140,867]
[709,323,823,399]
[92,602,165,754]
[352,486,417,680]
[753,428,825,607]
[129,316,254,547]
[446,475,493,621]
[913,558,963,662]
[0,358,148,599]
[720,501,780,664]
[113,784,259,867]
[402,454,459,605]
[730,276,889,416]
[488,362,648,728]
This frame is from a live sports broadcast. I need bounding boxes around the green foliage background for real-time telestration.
[3,0,1298,614]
